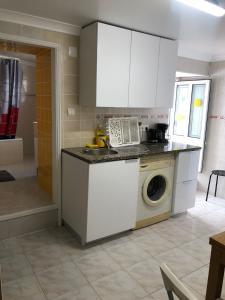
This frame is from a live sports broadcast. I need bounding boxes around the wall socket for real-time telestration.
[68,47,77,58]
[67,107,76,116]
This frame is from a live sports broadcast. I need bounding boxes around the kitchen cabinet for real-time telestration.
[155,38,178,108]
[79,22,177,108]
[129,31,160,108]
[172,150,200,214]
[80,22,131,107]
[62,153,139,244]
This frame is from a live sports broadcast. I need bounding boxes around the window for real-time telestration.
[170,80,210,172]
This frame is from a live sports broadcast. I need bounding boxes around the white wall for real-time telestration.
[198,61,225,198]
[177,57,210,77]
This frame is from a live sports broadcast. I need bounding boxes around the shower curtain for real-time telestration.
[0,58,23,139]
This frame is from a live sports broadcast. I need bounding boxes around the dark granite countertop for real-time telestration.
[62,142,201,164]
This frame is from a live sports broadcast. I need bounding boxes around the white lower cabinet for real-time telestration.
[62,153,139,244]
[172,150,200,214]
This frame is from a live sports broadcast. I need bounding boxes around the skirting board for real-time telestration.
[135,211,171,229]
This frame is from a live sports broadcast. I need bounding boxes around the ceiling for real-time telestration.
[0,0,225,62]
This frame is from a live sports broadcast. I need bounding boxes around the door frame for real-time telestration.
[0,32,62,224]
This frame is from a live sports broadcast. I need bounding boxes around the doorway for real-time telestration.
[0,40,57,218]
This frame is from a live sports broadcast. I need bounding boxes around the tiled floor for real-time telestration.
[0,177,53,217]
[1,191,225,300]
[2,155,37,179]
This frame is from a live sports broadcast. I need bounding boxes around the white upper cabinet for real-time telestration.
[79,22,177,108]
[129,32,160,108]
[80,22,131,107]
[155,38,178,108]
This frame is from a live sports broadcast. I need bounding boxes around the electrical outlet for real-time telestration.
[67,107,76,116]
[68,47,77,58]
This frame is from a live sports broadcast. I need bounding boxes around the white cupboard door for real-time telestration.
[175,150,200,183]
[173,180,197,214]
[155,39,177,108]
[96,23,131,107]
[129,31,160,108]
[86,159,139,242]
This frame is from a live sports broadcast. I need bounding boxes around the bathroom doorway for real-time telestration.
[0,40,55,217]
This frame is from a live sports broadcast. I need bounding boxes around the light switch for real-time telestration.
[67,107,76,116]
[68,47,77,58]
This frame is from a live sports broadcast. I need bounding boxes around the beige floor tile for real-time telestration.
[151,286,204,300]
[133,231,176,257]
[155,248,204,278]
[2,275,46,300]
[126,257,163,294]
[106,241,150,268]
[92,270,147,300]
[54,285,101,300]
[74,250,121,282]
[179,238,211,264]
[37,262,88,300]
[18,229,57,252]
[152,225,197,246]
[0,238,23,259]
[26,244,70,273]
[183,265,225,298]
[0,254,33,282]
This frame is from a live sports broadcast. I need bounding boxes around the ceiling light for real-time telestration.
[177,0,225,17]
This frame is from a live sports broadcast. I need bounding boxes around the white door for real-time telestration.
[96,23,131,107]
[155,39,177,108]
[170,80,211,171]
[129,31,160,108]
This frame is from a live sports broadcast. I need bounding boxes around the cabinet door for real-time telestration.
[172,180,197,214]
[87,159,139,242]
[129,31,160,108]
[155,39,177,108]
[175,150,200,183]
[96,23,131,107]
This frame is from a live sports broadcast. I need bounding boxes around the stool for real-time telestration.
[206,170,225,201]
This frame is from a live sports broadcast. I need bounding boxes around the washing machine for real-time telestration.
[136,154,175,229]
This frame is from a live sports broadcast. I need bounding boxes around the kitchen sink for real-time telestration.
[81,148,118,155]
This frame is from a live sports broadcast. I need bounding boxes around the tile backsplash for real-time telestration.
[63,106,169,148]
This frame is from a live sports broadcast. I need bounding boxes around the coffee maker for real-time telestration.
[145,123,169,144]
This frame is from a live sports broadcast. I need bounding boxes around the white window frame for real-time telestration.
[169,79,211,172]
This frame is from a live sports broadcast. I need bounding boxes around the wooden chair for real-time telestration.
[160,263,224,300]
[160,263,198,300]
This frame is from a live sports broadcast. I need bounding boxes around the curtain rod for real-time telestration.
[0,55,20,61]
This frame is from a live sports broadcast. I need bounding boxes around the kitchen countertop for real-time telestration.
[62,142,201,164]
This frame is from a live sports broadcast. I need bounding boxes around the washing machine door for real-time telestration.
[142,170,171,207]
